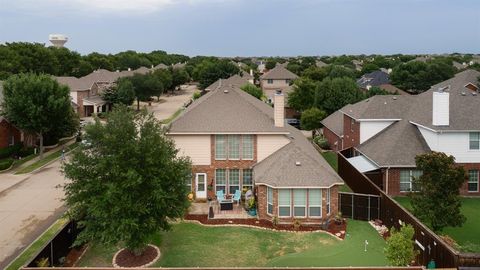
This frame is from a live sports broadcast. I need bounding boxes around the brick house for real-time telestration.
[260,65,298,103]
[168,81,343,224]
[323,69,480,196]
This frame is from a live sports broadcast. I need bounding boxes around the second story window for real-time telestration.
[470,132,480,150]
[267,79,273,84]
[215,135,254,160]
[285,79,291,84]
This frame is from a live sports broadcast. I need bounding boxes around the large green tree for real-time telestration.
[129,73,163,110]
[287,78,317,112]
[300,107,327,137]
[1,73,73,157]
[170,68,190,93]
[315,77,364,114]
[384,224,418,266]
[63,106,191,255]
[193,59,239,89]
[102,77,136,106]
[410,152,466,232]
[240,84,263,100]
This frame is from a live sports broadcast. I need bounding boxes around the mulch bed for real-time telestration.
[184,214,347,239]
[63,245,87,267]
[114,245,159,268]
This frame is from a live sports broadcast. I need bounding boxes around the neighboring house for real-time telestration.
[56,67,151,117]
[453,61,468,70]
[260,65,298,102]
[204,74,252,92]
[168,84,344,223]
[352,59,363,71]
[357,70,409,95]
[241,70,255,85]
[323,69,480,196]
[316,60,328,68]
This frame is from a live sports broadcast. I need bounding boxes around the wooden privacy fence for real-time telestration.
[22,267,425,270]
[339,192,380,221]
[338,148,480,268]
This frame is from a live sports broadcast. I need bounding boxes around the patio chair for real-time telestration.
[232,189,241,205]
[216,190,225,203]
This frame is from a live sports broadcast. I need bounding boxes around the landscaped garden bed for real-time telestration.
[76,220,388,267]
[395,197,480,253]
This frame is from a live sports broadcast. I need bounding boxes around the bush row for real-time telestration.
[0,158,14,170]
[313,135,330,150]
[0,143,35,159]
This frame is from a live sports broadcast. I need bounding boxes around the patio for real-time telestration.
[188,201,255,219]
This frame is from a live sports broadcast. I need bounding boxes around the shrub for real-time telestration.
[385,224,418,266]
[193,91,201,100]
[43,135,59,146]
[18,147,35,157]
[0,158,14,170]
[0,143,22,159]
[313,136,330,149]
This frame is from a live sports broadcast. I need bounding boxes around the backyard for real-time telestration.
[320,151,352,193]
[78,220,388,267]
[395,197,480,252]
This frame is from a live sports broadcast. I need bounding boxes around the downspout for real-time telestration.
[385,167,390,195]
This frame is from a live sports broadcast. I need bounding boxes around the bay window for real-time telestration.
[308,189,322,217]
[242,169,253,191]
[278,189,291,217]
[326,188,331,215]
[267,187,273,215]
[215,169,226,193]
[229,169,240,194]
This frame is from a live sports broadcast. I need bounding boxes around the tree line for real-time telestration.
[0,42,189,79]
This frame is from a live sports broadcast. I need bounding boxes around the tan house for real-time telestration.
[260,65,298,103]
[168,83,343,224]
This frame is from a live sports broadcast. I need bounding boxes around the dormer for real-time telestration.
[465,82,479,92]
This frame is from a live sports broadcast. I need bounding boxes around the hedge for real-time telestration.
[0,158,14,170]
[0,144,22,159]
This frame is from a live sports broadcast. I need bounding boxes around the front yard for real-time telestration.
[395,197,480,252]
[78,220,388,267]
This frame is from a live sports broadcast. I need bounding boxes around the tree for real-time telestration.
[193,59,239,89]
[102,78,136,106]
[129,73,163,110]
[265,60,277,70]
[366,86,395,97]
[390,61,455,93]
[287,78,317,112]
[315,77,364,114]
[170,68,190,93]
[410,152,466,232]
[240,84,263,100]
[360,63,380,75]
[63,106,191,255]
[300,107,327,137]
[2,73,72,157]
[385,224,418,266]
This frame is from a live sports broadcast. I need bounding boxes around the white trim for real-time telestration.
[267,186,274,215]
[255,183,343,189]
[410,121,480,133]
[168,132,290,135]
[195,173,207,199]
[467,169,480,193]
[352,148,382,168]
[357,118,401,122]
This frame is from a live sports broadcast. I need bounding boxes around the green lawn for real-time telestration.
[6,218,68,270]
[15,143,78,174]
[78,220,387,267]
[161,108,184,124]
[395,197,480,252]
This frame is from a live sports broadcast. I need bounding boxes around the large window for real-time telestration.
[308,189,322,217]
[242,169,253,191]
[278,189,291,217]
[215,135,254,160]
[470,132,480,150]
[242,135,254,160]
[185,173,192,192]
[267,187,273,215]
[229,169,240,194]
[326,188,331,215]
[400,169,423,192]
[215,169,226,193]
[293,189,307,217]
[468,170,479,192]
[228,135,240,159]
[215,135,226,160]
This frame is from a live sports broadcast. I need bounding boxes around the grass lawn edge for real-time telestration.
[5,218,69,270]
[15,142,78,175]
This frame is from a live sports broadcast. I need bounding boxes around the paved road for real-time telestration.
[0,160,66,269]
[145,84,196,121]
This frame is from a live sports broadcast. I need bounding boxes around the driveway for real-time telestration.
[143,84,196,121]
[0,160,66,269]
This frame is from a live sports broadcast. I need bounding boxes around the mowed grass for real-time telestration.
[15,143,78,174]
[78,220,387,267]
[395,197,480,252]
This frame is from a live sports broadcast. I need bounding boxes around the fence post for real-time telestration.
[351,194,354,219]
[368,196,371,221]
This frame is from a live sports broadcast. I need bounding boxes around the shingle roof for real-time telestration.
[260,65,298,80]
[169,80,344,187]
[378,84,410,95]
[357,120,431,167]
[357,70,390,88]
[321,110,344,137]
[205,74,252,92]
[341,95,415,120]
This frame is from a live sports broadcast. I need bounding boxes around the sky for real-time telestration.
[0,0,479,57]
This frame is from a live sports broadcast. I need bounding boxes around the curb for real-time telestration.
[18,142,77,175]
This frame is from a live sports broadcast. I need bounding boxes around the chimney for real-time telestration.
[274,90,285,127]
[250,69,253,76]
[432,89,449,126]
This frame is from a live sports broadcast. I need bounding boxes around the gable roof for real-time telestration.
[168,78,344,187]
[357,70,390,88]
[321,109,344,137]
[378,84,410,95]
[205,74,252,92]
[357,120,431,167]
[260,65,298,80]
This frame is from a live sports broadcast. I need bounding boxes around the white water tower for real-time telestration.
[49,34,68,48]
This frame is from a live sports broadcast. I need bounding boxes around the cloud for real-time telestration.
[8,0,235,14]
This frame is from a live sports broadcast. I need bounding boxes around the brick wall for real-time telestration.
[381,165,480,197]
[0,119,21,149]
[190,135,258,199]
[256,184,339,224]
[322,127,342,151]
[342,114,360,149]
[76,90,90,117]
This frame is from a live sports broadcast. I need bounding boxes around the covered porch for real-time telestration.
[83,95,109,117]
[188,202,255,219]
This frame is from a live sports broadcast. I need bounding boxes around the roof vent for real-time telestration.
[223,89,229,93]
[295,161,301,166]
[473,92,478,96]
[438,85,450,92]
[392,96,397,100]
[461,92,466,96]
